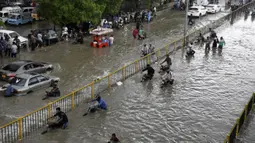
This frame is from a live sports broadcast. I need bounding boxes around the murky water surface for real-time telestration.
[20,14,255,142]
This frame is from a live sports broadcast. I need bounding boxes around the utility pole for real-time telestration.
[183,0,189,48]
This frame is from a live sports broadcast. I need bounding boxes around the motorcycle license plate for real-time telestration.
[2,74,6,79]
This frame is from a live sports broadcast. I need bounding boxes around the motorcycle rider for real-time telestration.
[209,28,217,39]
[186,42,195,56]
[141,44,149,56]
[61,26,69,41]
[205,36,211,51]
[43,84,60,100]
[142,64,155,81]
[188,14,194,25]
[148,44,155,54]
[160,54,172,70]
[161,70,172,84]
[76,30,84,44]
[83,95,107,116]
[42,107,68,134]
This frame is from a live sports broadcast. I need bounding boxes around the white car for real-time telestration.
[0,11,9,23]
[188,6,207,17]
[0,30,28,48]
[2,6,22,14]
[204,4,222,13]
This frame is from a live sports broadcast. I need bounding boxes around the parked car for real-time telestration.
[2,6,22,13]
[0,73,60,96]
[0,60,53,81]
[0,10,9,23]
[0,29,28,48]
[33,29,58,46]
[188,6,207,17]
[204,4,221,13]
[31,8,44,21]
[7,13,33,25]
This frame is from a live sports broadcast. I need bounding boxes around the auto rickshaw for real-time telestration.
[90,27,113,48]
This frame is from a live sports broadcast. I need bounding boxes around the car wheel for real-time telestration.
[27,91,33,94]
[46,68,52,71]
[199,13,202,17]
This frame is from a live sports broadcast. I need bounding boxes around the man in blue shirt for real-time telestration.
[83,95,107,116]
[5,84,14,97]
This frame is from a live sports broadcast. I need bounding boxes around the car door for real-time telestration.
[28,77,40,91]
[202,7,206,15]
[23,64,34,74]
[36,75,51,89]
[31,63,46,73]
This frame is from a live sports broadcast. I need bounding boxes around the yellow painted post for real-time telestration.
[91,82,95,99]
[48,102,52,118]
[174,41,176,50]
[122,66,126,80]
[227,134,230,143]
[18,118,23,141]
[244,104,248,120]
[147,55,151,64]
[252,93,255,111]
[236,118,240,136]
[165,46,168,55]
[135,60,139,72]
[72,92,75,110]
[108,74,111,89]
[157,49,161,59]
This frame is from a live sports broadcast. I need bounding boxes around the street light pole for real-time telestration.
[183,0,190,48]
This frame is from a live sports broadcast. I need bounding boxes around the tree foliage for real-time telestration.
[37,0,124,25]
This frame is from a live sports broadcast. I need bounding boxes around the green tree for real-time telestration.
[37,0,125,25]
[95,0,124,15]
[37,0,106,25]
[0,21,5,28]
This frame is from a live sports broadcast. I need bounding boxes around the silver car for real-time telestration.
[0,60,53,81]
[0,73,60,96]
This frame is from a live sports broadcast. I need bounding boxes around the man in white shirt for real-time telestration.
[11,42,18,58]
[109,35,114,46]
[37,31,43,47]
[141,44,149,56]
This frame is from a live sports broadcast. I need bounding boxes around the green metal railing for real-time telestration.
[224,93,255,143]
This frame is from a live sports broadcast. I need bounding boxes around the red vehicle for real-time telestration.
[90,28,113,48]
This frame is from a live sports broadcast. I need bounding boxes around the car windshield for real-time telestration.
[9,32,20,38]
[2,64,21,72]
[10,15,17,19]
[10,77,27,86]
[207,5,214,7]
[190,8,198,10]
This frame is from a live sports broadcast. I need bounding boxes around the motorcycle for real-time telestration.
[160,71,174,88]
[103,20,113,28]
[116,19,124,29]
[41,119,68,134]
[159,65,170,74]
[141,74,154,82]
[138,31,147,40]
[186,49,195,57]
[160,79,174,88]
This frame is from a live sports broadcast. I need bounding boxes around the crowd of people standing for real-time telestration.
[0,35,20,58]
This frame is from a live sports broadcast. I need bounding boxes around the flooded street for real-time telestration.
[23,15,255,142]
[0,8,229,126]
